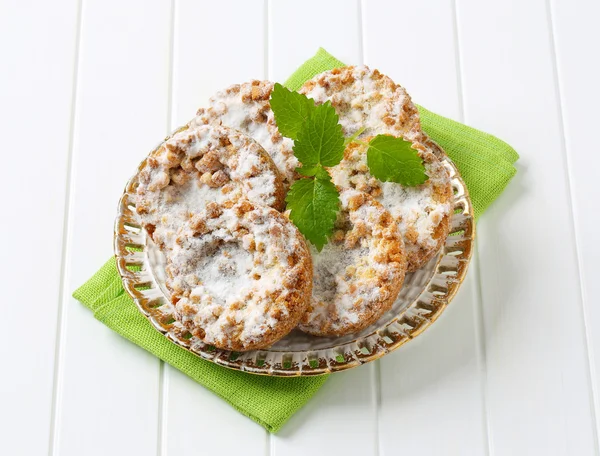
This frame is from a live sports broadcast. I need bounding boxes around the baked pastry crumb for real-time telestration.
[135,124,284,250]
[192,81,297,192]
[299,189,406,336]
[166,199,313,351]
[300,66,453,270]
[330,139,452,271]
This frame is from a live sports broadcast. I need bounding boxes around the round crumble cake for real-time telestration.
[135,124,284,250]
[165,199,313,351]
[330,139,453,272]
[300,66,453,270]
[299,189,407,337]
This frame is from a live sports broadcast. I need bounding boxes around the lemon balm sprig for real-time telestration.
[270,83,428,250]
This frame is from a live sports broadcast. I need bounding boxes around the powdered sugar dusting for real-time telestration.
[330,140,453,269]
[151,179,230,249]
[299,65,422,142]
[191,81,298,191]
[300,189,406,336]
[300,66,453,270]
[165,200,312,350]
[135,124,284,249]
[380,182,452,251]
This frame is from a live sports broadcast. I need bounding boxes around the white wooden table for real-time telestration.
[2,0,599,454]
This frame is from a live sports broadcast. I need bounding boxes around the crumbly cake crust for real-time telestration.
[191,80,298,192]
[165,199,313,351]
[135,124,284,250]
[300,66,453,270]
[330,140,452,271]
[299,189,406,337]
[299,65,423,140]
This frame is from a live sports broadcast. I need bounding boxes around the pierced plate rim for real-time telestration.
[114,152,475,377]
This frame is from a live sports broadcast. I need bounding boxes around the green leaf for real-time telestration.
[285,176,340,251]
[296,164,331,180]
[367,135,428,186]
[293,101,345,168]
[269,83,315,140]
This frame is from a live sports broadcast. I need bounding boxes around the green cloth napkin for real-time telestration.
[73,48,518,434]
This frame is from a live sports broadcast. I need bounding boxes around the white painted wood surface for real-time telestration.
[458,1,597,454]
[52,1,171,454]
[0,1,598,455]
[0,1,79,455]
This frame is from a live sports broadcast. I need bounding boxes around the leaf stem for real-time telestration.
[343,126,366,146]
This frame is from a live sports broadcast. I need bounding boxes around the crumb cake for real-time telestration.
[165,199,312,351]
[299,189,406,337]
[300,66,453,270]
[330,139,453,271]
[124,65,463,349]
[300,65,422,142]
[192,81,297,191]
[135,124,284,250]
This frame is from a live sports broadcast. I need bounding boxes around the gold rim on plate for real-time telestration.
[114,148,475,376]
